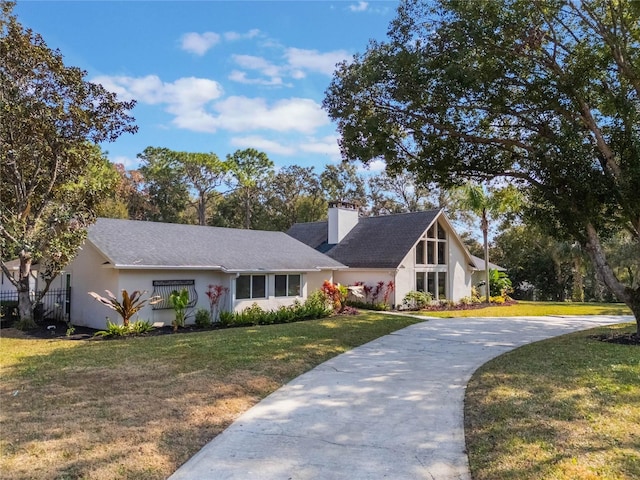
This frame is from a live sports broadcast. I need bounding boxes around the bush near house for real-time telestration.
[220,290,332,327]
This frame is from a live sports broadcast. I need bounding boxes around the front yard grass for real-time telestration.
[420,300,631,318]
[465,322,640,480]
[0,312,422,480]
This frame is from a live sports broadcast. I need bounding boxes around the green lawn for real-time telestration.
[465,322,640,480]
[0,312,423,480]
[419,300,632,318]
[0,303,635,479]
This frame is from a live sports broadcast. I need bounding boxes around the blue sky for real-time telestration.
[15,0,398,172]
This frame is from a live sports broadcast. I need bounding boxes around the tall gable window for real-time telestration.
[236,275,266,299]
[416,272,447,300]
[416,222,447,265]
[275,274,301,297]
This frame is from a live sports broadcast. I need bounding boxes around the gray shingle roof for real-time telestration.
[288,210,442,269]
[470,254,506,271]
[88,218,346,272]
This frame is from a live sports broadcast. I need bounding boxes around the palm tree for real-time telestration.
[454,183,519,303]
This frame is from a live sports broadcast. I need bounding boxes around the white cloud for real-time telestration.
[181,32,221,56]
[228,70,285,86]
[232,54,284,78]
[109,155,138,169]
[299,135,341,158]
[224,29,260,41]
[349,1,369,12]
[93,74,328,135]
[357,158,386,173]
[92,74,224,132]
[285,48,350,76]
[229,48,350,86]
[230,136,296,155]
[211,96,329,133]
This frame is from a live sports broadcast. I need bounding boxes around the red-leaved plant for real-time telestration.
[206,284,229,322]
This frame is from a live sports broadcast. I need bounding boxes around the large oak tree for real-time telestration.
[324,0,640,332]
[0,3,137,327]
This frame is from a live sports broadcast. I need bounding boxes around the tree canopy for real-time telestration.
[324,0,640,331]
[0,3,137,327]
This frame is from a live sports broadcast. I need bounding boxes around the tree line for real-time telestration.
[96,146,449,232]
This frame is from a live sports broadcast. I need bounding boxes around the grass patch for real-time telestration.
[465,322,640,480]
[419,301,632,318]
[0,312,422,480]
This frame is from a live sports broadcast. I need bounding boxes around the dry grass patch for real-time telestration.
[0,312,421,479]
[465,322,640,480]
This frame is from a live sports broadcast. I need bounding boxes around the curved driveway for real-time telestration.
[169,315,631,480]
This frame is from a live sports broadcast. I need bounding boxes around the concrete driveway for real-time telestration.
[169,315,631,480]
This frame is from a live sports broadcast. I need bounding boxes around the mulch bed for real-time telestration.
[0,319,222,341]
[589,332,640,346]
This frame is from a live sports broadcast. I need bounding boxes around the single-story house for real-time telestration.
[63,218,346,330]
[287,202,480,307]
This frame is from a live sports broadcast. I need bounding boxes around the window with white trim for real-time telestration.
[416,271,447,300]
[275,274,301,297]
[416,222,447,265]
[236,275,266,299]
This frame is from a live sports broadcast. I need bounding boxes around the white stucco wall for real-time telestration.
[447,235,473,301]
[333,269,398,306]
[65,242,119,329]
[115,270,230,328]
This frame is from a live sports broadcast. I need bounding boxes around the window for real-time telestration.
[437,242,447,265]
[427,272,436,297]
[416,240,425,264]
[422,222,447,265]
[275,274,301,297]
[438,272,447,299]
[151,280,198,310]
[236,275,266,299]
[416,271,446,300]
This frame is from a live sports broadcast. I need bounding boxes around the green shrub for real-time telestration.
[218,310,234,326]
[402,290,433,310]
[129,320,154,334]
[94,321,130,338]
[489,269,514,297]
[219,291,332,328]
[94,319,154,337]
[194,308,212,328]
[169,289,190,331]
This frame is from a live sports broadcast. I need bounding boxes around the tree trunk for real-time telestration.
[17,251,36,330]
[198,194,206,226]
[584,223,640,336]
[244,195,251,229]
[482,211,490,303]
[572,254,585,303]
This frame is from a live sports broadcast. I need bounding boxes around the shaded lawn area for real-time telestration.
[0,312,423,480]
[419,301,632,318]
[465,323,640,480]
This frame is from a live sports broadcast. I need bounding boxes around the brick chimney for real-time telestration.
[328,201,359,244]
